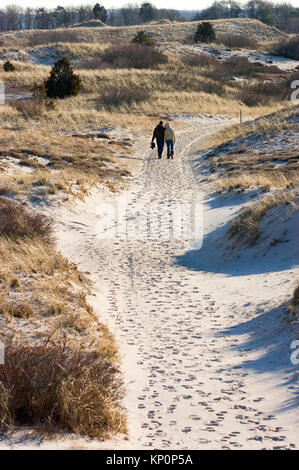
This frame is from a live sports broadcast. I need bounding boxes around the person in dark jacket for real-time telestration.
[151,121,165,159]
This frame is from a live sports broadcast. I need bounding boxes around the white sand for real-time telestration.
[52,115,298,450]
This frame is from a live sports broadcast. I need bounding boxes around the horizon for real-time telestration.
[1,0,298,11]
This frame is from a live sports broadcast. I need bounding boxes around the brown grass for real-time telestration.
[216,34,259,50]
[293,284,299,307]
[228,192,297,245]
[0,197,52,242]
[0,335,126,438]
[217,171,299,193]
[0,19,286,51]
[196,107,297,152]
[0,199,126,438]
[0,126,131,200]
[270,37,299,60]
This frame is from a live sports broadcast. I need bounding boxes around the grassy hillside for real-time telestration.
[1,18,287,50]
[195,106,299,246]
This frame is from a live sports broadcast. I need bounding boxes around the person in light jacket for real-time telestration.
[164,123,175,159]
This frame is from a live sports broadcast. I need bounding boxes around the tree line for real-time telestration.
[0,3,182,32]
[194,0,299,33]
[0,1,298,33]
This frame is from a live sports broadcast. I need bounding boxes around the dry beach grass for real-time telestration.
[0,198,126,438]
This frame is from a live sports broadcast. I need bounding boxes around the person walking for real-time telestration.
[151,121,165,159]
[164,123,175,159]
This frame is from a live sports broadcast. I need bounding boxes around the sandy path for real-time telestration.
[55,115,298,450]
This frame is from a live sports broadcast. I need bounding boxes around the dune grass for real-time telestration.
[0,199,126,438]
[0,18,286,51]
[228,191,297,246]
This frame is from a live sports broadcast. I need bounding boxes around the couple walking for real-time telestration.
[151,121,175,160]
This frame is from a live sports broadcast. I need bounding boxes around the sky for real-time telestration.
[0,0,298,10]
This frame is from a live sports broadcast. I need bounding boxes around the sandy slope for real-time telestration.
[1,114,294,450]
[46,114,298,450]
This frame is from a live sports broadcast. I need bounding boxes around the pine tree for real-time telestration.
[194,22,216,44]
[132,30,155,46]
[3,60,15,72]
[93,3,107,22]
[139,2,155,23]
[44,57,81,99]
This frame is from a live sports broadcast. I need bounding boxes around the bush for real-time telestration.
[205,55,281,81]
[132,30,155,46]
[101,43,168,69]
[271,37,299,60]
[0,197,53,243]
[75,56,103,70]
[44,56,81,99]
[28,30,79,47]
[217,34,258,50]
[194,22,216,44]
[99,85,150,110]
[293,284,299,306]
[3,60,15,72]
[239,80,289,106]
[201,80,226,96]
[13,100,45,119]
[182,53,218,67]
[0,337,125,438]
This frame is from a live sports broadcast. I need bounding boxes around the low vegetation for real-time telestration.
[228,192,297,246]
[216,34,258,50]
[194,22,216,43]
[0,199,126,437]
[0,336,125,437]
[0,197,52,242]
[132,30,155,46]
[0,18,286,51]
[271,37,299,61]
[293,284,299,308]
[196,107,299,247]
[3,60,15,72]
[239,80,289,107]
[99,85,150,110]
[101,43,167,69]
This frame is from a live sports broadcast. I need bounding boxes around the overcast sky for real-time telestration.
[1,0,298,10]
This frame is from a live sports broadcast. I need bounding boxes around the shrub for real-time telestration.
[3,60,15,72]
[271,37,299,60]
[293,284,299,306]
[132,30,155,46]
[239,80,289,106]
[0,336,126,438]
[14,100,45,119]
[182,53,218,67]
[101,43,167,69]
[44,56,81,99]
[75,56,103,70]
[28,30,79,47]
[217,34,258,50]
[205,55,281,81]
[201,80,226,96]
[99,85,150,110]
[0,197,53,243]
[194,22,216,44]
[224,56,266,75]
